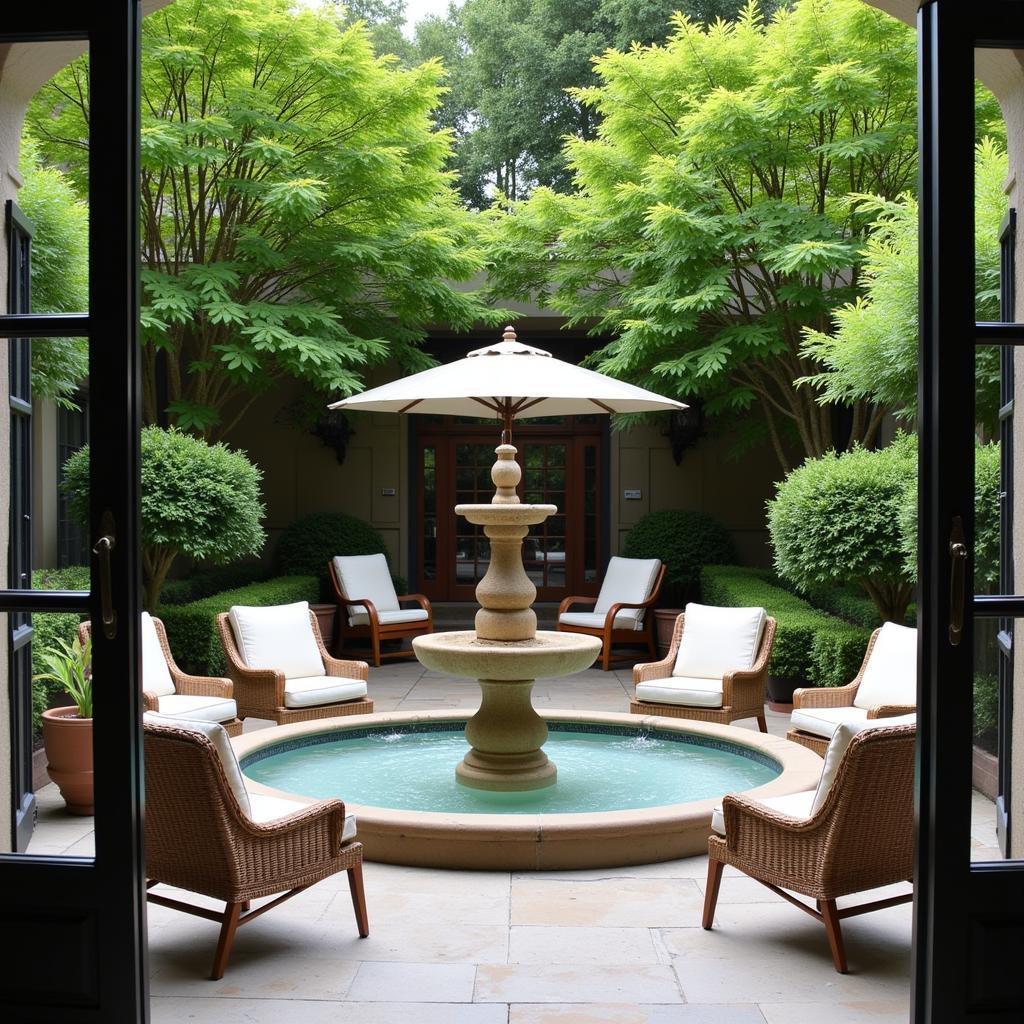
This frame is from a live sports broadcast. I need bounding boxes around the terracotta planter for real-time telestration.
[311,603,337,649]
[654,609,682,658]
[41,706,94,815]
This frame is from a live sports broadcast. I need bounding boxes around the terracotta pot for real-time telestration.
[311,603,337,649]
[654,609,682,658]
[41,706,94,815]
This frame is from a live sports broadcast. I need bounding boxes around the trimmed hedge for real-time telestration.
[701,565,872,687]
[801,582,916,629]
[160,563,269,606]
[158,575,319,677]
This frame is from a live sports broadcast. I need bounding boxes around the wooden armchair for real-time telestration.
[557,556,665,670]
[82,613,242,736]
[143,715,368,979]
[329,553,433,666]
[631,606,775,731]
[703,720,916,973]
[788,622,917,756]
[217,602,372,725]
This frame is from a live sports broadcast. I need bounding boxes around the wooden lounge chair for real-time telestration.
[217,601,373,725]
[631,605,775,731]
[787,622,917,756]
[703,718,916,973]
[557,556,666,670]
[329,553,433,666]
[143,714,368,979]
[82,612,242,736]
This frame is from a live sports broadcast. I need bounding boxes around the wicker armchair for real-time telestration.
[788,623,917,756]
[631,608,776,731]
[702,721,915,973]
[144,716,368,979]
[217,604,373,725]
[81,614,242,736]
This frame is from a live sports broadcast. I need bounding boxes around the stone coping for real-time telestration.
[234,709,823,870]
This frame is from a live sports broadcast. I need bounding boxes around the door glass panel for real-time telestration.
[422,446,436,582]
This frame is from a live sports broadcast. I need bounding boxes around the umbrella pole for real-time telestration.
[501,401,514,445]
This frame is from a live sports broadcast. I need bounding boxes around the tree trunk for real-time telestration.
[861,578,914,625]
[142,545,179,611]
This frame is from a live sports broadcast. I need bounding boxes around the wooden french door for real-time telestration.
[416,419,604,602]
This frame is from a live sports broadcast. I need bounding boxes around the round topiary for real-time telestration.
[622,509,735,606]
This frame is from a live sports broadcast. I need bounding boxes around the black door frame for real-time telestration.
[0,3,147,1021]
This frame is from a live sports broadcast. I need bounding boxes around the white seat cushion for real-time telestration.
[673,603,767,679]
[156,693,238,725]
[635,675,723,708]
[789,705,869,739]
[348,608,429,627]
[593,556,661,629]
[141,612,176,697]
[335,553,400,624]
[853,622,917,710]
[229,601,324,680]
[559,610,639,631]
[712,790,815,836]
[143,712,250,816]
[247,793,358,842]
[283,675,368,709]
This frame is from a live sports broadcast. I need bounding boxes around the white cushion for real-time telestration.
[246,792,358,842]
[228,601,324,680]
[789,705,869,739]
[283,674,368,709]
[853,622,918,710]
[143,712,250,816]
[673,603,767,679]
[593,556,661,627]
[348,608,429,627]
[156,693,238,724]
[559,610,640,631]
[141,612,176,697]
[635,675,723,708]
[711,790,815,836]
[335,553,399,623]
[810,713,917,816]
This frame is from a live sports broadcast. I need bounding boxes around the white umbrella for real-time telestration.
[329,325,685,442]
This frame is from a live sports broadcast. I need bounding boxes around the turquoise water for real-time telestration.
[242,725,780,815]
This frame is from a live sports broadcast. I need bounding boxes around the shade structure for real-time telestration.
[329,325,685,438]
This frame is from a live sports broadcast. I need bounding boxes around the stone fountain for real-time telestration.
[413,445,601,790]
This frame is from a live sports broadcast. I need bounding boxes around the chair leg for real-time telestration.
[702,857,725,929]
[601,630,612,671]
[820,898,848,973]
[756,714,767,733]
[210,901,243,980]
[371,630,382,668]
[348,862,370,938]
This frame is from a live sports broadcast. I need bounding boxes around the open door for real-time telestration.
[0,3,147,1021]
[915,1,1024,1020]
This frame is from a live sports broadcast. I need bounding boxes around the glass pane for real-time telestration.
[971,616,1010,862]
[548,444,566,466]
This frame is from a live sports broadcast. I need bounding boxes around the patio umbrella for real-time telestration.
[329,325,685,443]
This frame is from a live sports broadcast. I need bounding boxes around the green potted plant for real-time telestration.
[35,635,93,815]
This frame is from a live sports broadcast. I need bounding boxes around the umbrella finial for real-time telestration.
[502,325,517,343]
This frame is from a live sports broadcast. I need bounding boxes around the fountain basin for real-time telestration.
[236,710,823,869]
[413,630,601,680]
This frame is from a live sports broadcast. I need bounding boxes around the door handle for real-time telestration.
[93,512,117,640]
[949,516,967,647]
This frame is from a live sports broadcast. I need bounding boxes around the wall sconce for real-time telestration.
[664,400,704,464]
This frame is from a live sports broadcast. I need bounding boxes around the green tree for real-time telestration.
[63,427,266,609]
[27,0,498,439]
[484,0,920,469]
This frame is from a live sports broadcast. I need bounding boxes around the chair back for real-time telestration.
[853,622,917,710]
[593,556,662,626]
[332,553,399,622]
[672,604,767,679]
[226,601,325,679]
[81,615,177,696]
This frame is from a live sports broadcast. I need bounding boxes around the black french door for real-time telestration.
[915,2,1024,1020]
[0,3,147,1022]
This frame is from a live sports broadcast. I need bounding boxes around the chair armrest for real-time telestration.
[793,681,859,708]
[558,595,597,616]
[171,673,233,699]
[142,690,159,713]
[236,797,351,859]
[867,703,915,719]
[325,656,370,681]
[344,596,381,625]
[721,792,823,860]
[721,617,775,706]
[398,593,432,614]
[634,612,684,684]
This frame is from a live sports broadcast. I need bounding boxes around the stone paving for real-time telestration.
[30,659,988,1023]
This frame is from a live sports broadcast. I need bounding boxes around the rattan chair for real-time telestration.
[143,715,368,979]
[788,623,916,756]
[631,608,776,731]
[82,614,243,736]
[702,721,915,973]
[217,604,373,725]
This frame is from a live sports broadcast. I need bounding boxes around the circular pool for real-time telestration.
[235,710,822,870]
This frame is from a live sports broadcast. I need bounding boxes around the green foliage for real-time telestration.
[62,427,266,608]
[622,509,735,605]
[768,434,917,621]
[800,140,1008,433]
[801,583,887,628]
[16,141,88,409]
[974,672,998,751]
[28,0,501,437]
[701,564,871,686]
[33,634,92,720]
[158,576,320,676]
[159,563,269,606]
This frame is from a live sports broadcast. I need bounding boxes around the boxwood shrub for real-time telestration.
[160,562,269,606]
[701,565,872,687]
[158,575,319,677]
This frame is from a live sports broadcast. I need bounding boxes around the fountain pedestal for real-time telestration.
[413,444,601,791]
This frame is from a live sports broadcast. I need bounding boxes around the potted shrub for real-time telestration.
[35,635,93,815]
